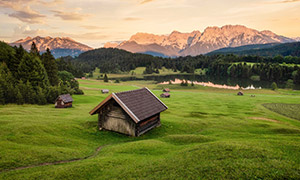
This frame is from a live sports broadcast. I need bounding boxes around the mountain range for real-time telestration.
[104,25,296,57]
[10,36,93,58]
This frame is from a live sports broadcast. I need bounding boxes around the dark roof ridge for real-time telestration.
[115,87,147,95]
[144,87,168,109]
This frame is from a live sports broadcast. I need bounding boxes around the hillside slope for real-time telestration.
[207,42,300,57]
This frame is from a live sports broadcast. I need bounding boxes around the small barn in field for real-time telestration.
[89,88,168,136]
[101,89,109,94]
[163,88,170,92]
[160,92,170,98]
[237,91,244,96]
[55,94,73,108]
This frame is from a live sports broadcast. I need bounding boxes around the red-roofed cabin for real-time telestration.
[89,88,168,136]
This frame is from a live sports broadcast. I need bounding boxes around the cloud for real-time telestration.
[8,8,46,23]
[80,25,104,30]
[0,0,54,23]
[140,0,155,4]
[52,10,89,21]
[123,17,141,21]
[281,0,300,2]
[0,0,65,23]
[13,25,47,36]
[51,31,109,40]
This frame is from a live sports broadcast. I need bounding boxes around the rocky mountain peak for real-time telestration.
[10,36,92,52]
[106,24,295,57]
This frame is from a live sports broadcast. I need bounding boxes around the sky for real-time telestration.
[0,0,300,48]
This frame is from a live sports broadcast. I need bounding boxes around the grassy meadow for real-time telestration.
[0,79,300,179]
[91,67,198,80]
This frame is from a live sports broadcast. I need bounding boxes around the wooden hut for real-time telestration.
[237,91,244,96]
[160,92,170,98]
[89,88,168,136]
[163,88,170,92]
[101,89,109,94]
[55,94,73,108]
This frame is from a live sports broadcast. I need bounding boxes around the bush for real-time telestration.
[271,82,278,90]
[114,79,120,83]
[75,88,84,95]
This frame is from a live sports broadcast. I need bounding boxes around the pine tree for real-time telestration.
[41,48,59,86]
[18,54,49,89]
[46,86,60,103]
[0,63,17,103]
[30,42,40,57]
[16,89,24,105]
[103,74,108,82]
[35,87,47,105]
[0,86,4,105]
[25,81,36,104]
[17,80,26,102]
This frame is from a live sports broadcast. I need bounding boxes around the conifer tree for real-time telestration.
[25,81,36,104]
[16,89,24,105]
[104,73,108,82]
[41,48,59,86]
[30,42,40,57]
[18,54,49,89]
[0,62,17,103]
[35,87,47,105]
[46,86,60,103]
[0,86,4,105]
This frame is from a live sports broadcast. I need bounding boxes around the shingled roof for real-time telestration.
[89,88,168,123]
[57,94,73,103]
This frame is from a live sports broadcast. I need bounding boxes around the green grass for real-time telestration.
[0,80,300,179]
[90,67,191,80]
[263,103,300,121]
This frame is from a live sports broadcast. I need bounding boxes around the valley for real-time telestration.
[0,79,299,179]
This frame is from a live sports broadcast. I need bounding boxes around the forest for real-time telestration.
[0,42,83,105]
[71,48,300,85]
[1,41,300,105]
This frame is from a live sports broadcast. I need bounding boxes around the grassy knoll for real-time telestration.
[0,80,300,179]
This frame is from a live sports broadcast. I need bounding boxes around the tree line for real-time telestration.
[69,48,300,85]
[0,42,83,105]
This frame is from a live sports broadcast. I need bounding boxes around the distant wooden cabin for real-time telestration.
[55,94,73,108]
[237,91,244,96]
[89,88,168,136]
[160,92,170,98]
[163,88,170,92]
[101,89,109,94]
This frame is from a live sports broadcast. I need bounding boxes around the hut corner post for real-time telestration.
[98,111,103,130]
